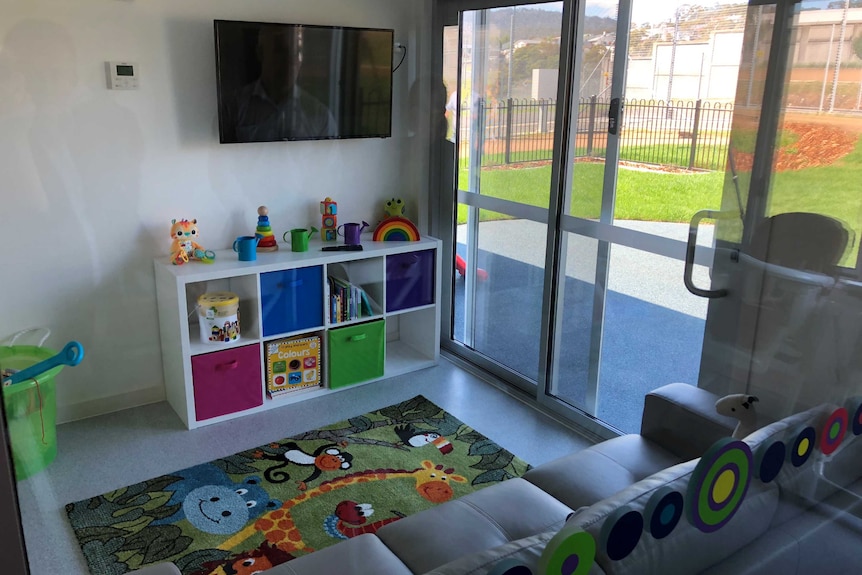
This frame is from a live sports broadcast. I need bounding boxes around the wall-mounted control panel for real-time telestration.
[105,61,139,90]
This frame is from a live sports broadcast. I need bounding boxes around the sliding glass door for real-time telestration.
[443,1,564,390]
[435,0,851,437]
[436,0,723,437]
[544,0,745,433]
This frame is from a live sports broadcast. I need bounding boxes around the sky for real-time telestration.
[581,0,838,26]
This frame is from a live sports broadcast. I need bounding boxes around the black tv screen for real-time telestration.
[214,20,393,143]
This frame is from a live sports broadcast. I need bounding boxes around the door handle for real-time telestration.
[608,97,622,135]
[684,210,733,299]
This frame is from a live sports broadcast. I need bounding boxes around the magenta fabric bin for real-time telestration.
[192,344,263,421]
[386,250,435,312]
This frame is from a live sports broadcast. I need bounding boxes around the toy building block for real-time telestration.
[320,197,338,242]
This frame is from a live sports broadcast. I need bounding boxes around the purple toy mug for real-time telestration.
[337,221,369,245]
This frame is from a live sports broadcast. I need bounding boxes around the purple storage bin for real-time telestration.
[192,344,262,421]
[386,250,435,312]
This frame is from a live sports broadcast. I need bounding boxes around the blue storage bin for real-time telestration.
[260,266,324,336]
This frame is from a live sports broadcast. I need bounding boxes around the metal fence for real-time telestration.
[460,98,558,166]
[458,98,734,172]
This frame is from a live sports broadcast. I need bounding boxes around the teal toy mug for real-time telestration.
[233,235,260,261]
[284,227,318,252]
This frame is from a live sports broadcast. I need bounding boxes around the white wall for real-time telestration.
[0,0,432,422]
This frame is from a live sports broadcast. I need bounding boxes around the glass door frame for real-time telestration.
[433,0,570,396]
[536,0,633,437]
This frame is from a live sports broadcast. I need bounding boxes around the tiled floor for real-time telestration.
[15,357,595,575]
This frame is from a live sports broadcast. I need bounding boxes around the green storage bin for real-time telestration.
[328,319,385,389]
[0,346,62,480]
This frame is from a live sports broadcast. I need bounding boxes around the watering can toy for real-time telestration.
[337,221,370,246]
[285,227,319,252]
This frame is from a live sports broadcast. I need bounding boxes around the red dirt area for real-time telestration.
[734,122,858,172]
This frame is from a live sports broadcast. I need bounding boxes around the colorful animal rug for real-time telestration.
[65,395,532,575]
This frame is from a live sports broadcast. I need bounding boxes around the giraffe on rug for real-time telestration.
[217,460,467,555]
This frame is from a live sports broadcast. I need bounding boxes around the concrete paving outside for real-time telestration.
[454,219,715,433]
[458,219,714,318]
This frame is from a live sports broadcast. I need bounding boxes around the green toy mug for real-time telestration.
[285,227,318,252]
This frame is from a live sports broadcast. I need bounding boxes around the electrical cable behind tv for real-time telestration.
[392,43,407,73]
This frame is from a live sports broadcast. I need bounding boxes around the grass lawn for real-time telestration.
[768,138,862,222]
[457,162,724,223]
[457,135,862,265]
[768,139,862,266]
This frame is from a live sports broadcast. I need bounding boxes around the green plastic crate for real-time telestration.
[328,319,385,389]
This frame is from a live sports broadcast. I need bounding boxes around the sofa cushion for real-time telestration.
[376,478,572,574]
[776,477,862,574]
[265,534,412,575]
[422,531,561,575]
[697,524,802,575]
[523,435,682,511]
[702,477,862,575]
[563,459,780,575]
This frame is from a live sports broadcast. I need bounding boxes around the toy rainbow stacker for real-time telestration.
[373,197,420,241]
[255,206,279,252]
[373,216,421,241]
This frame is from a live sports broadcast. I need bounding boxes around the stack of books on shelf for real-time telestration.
[327,275,375,324]
[265,335,322,397]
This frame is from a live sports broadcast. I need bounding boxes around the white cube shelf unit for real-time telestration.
[154,236,441,429]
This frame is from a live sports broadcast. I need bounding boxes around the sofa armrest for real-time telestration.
[640,383,736,461]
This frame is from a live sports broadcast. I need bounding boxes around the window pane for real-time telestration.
[454,211,547,381]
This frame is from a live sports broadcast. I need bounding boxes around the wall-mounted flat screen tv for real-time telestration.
[214,20,393,143]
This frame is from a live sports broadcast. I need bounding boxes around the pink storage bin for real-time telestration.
[191,344,262,421]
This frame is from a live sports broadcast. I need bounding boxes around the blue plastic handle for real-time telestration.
[6,341,84,385]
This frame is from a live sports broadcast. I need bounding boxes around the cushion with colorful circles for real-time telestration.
[542,400,862,575]
[542,455,780,575]
[423,401,862,575]
[740,401,860,524]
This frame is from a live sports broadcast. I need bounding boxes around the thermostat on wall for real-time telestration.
[106,61,139,90]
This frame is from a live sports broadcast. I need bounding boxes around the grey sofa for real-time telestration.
[137,383,862,574]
